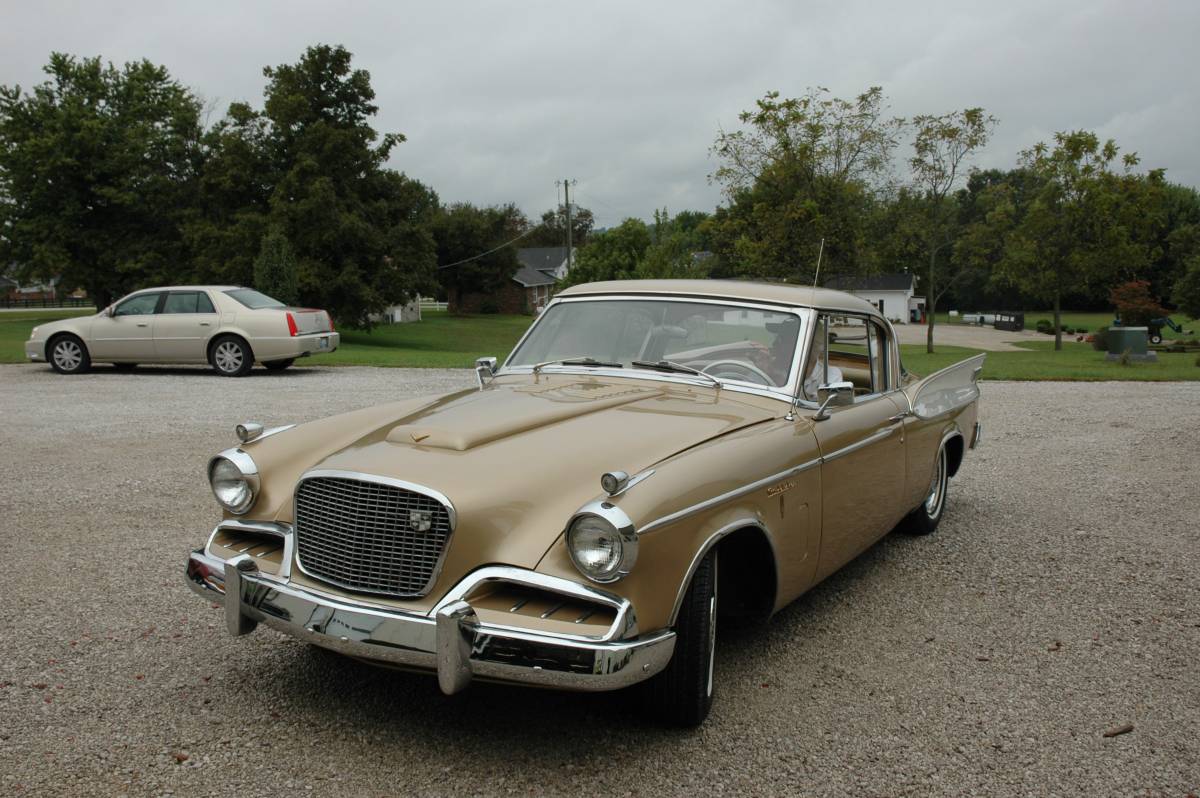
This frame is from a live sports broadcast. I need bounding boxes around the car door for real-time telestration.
[807,313,908,581]
[89,292,163,360]
[154,290,219,361]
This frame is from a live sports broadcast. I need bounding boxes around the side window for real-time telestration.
[868,321,889,391]
[162,291,215,314]
[804,314,884,401]
[113,293,161,316]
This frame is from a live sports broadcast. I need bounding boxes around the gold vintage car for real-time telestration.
[185,279,984,725]
[25,286,338,376]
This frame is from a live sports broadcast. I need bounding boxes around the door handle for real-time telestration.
[199,322,210,326]
[136,322,149,328]
[888,411,911,423]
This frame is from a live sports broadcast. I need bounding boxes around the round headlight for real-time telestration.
[567,506,637,583]
[208,454,257,514]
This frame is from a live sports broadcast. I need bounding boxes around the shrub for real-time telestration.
[1036,319,1054,335]
[1092,326,1109,351]
[1063,327,1075,335]
[1076,326,1088,333]
[479,298,500,314]
[1110,280,1166,328]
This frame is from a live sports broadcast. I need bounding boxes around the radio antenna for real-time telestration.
[812,238,825,287]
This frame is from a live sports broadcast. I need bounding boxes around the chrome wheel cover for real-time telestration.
[705,552,718,698]
[214,341,244,373]
[925,448,947,517]
[53,339,82,371]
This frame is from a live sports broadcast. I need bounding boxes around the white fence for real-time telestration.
[419,299,448,311]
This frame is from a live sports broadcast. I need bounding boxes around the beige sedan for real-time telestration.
[25,286,339,376]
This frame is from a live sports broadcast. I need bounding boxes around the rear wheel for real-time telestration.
[898,445,948,536]
[263,358,294,372]
[644,549,717,727]
[210,336,253,377]
[48,334,91,375]
[1149,332,1163,345]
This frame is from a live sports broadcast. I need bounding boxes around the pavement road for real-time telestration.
[0,364,1196,796]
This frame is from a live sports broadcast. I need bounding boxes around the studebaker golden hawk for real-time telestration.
[185,279,984,725]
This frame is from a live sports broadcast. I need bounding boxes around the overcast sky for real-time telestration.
[3,0,1197,227]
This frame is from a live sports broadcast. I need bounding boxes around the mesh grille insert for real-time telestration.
[294,475,452,598]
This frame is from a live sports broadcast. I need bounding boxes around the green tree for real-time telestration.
[994,132,1156,349]
[258,44,437,326]
[524,204,594,249]
[253,228,299,305]
[1170,256,1200,319]
[708,87,904,281]
[432,202,526,311]
[908,108,997,352]
[0,53,203,308]
[562,219,652,286]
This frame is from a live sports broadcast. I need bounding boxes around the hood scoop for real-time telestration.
[386,381,663,451]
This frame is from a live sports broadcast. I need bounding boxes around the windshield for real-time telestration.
[507,299,803,390]
[225,288,286,309]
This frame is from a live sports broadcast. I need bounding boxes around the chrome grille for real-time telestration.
[294,474,453,598]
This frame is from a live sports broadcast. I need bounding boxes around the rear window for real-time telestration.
[225,289,285,310]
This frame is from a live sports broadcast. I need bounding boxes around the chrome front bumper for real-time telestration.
[185,549,674,693]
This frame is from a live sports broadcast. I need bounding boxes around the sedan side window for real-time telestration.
[162,291,215,314]
[804,314,884,400]
[113,293,162,316]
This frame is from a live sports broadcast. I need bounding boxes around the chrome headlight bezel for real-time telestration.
[566,501,638,583]
[207,449,260,515]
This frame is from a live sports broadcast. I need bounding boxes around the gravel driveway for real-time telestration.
[1,364,1196,797]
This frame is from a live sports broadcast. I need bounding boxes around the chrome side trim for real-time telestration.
[821,424,899,464]
[609,468,655,496]
[639,457,822,535]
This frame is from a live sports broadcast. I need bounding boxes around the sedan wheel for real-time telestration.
[644,549,718,726]
[49,335,91,375]
[211,337,253,377]
[898,445,949,536]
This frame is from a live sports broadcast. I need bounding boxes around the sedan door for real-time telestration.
[807,314,908,581]
[154,290,220,361]
[89,292,163,360]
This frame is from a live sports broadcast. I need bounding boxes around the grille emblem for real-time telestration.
[408,509,433,532]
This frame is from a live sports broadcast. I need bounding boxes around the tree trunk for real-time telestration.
[1053,288,1062,351]
[926,248,937,354]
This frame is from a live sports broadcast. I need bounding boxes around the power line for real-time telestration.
[437,227,536,270]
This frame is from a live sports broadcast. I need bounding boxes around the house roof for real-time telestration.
[824,273,915,292]
[512,247,568,287]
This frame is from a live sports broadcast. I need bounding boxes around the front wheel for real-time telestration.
[1149,333,1163,345]
[897,445,949,536]
[210,336,253,377]
[48,334,91,375]
[643,549,717,727]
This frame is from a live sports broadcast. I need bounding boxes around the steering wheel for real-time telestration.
[701,359,774,386]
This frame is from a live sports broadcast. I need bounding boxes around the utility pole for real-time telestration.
[559,178,577,271]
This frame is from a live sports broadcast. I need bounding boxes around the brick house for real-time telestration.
[450,247,571,314]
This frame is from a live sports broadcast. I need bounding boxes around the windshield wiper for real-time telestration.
[531,357,623,374]
[631,359,722,388]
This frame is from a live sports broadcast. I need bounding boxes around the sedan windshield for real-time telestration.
[224,288,286,309]
[507,299,802,389]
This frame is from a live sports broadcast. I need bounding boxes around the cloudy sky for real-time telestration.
[3,1,1197,227]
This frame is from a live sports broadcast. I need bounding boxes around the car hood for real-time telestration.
[288,373,779,582]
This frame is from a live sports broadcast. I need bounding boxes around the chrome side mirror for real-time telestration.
[474,356,498,390]
[813,381,854,421]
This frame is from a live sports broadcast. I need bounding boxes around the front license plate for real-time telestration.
[317,337,329,349]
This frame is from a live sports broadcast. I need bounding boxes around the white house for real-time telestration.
[825,273,925,324]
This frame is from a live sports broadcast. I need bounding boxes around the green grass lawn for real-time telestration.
[0,308,96,363]
[5,307,1198,379]
[902,340,1200,381]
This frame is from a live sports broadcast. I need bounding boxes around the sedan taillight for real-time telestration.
[327,313,335,332]
[286,312,299,337]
